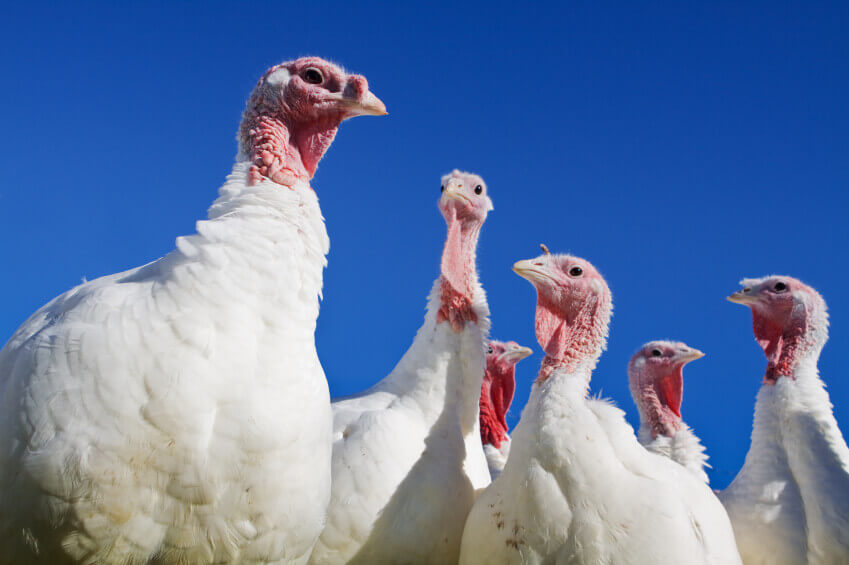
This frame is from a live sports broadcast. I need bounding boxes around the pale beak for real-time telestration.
[674,348,705,364]
[727,289,758,305]
[338,90,388,118]
[442,187,472,207]
[501,346,534,363]
[512,259,553,285]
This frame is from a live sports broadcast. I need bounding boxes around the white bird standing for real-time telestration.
[0,57,386,564]
[628,340,711,483]
[309,171,493,565]
[720,276,849,564]
[459,249,742,565]
[480,340,533,480]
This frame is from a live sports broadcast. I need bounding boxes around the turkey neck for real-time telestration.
[633,371,684,439]
[238,112,341,188]
[479,367,513,449]
[439,208,481,319]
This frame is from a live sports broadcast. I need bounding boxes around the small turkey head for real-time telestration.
[628,341,705,439]
[480,340,533,449]
[437,170,493,332]
[513,248,612,380]
[728,276,828,383]
[239,56,387,187]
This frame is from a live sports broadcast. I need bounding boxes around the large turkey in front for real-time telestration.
[0,57,385,564]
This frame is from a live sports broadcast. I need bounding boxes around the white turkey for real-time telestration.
[0,56,386,564]
[480,340,532,479]
[720,276,849,564]
[459,248,741,565]
[309,170,493,565]
[628,340,710,483]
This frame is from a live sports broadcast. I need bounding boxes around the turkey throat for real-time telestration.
[240,112,344,188]
[438,206,481,331]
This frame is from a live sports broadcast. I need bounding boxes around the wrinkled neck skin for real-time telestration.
[752,307,825,385]
[632,369,684,440]
[437,208,482,331]
[535,293,608,383]
[238,107,342,188]
[479,365,515,448]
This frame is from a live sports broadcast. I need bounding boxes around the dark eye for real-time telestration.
[569,266,583,277]
[302,67,324,84]
[474,185,483,195]
[440,185,445,192]
[651,349,663,357]
[487,346,493,354]
[774,281,787,292]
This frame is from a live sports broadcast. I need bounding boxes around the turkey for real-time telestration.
[0,57,386,564]
[309,170,493,565]
[719,276,849,564]
[628,340,710,483]
[459,248,742,565]
[480,340,532,479]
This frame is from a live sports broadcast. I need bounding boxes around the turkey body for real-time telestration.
[719,364,849,565]
[0,163,332,564]
[309,280,491,565]
[460,364,742,565]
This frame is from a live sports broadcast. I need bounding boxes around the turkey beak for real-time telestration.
[339,91,388,118]
[513,259,554,286]
[673,348,705,364]
[727,288,758,305]
[441,179,472,206]
[501,346,533,363]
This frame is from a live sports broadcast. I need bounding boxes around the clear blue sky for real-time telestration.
[1,2,847,489]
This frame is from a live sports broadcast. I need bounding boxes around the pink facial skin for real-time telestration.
[480,340,533,448]
[728,276,829,384]
[436,170,493,332]
[628,341,705,439]
[513,249,612,382]
[238,56,387,188]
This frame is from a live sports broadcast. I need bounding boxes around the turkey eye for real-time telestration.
[302,67,324,84]
[440,185,445,192]
[474,185,483,195]
[569,266,583,277]
[774,282,787,292]
[651,349,663,357]
[487,346,493,354]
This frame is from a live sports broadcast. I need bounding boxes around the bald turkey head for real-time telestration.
[480,340,533,449]
[628,341,704,439]
[239,56,386,186]
[728,275,828,383]
[513,249,612,380]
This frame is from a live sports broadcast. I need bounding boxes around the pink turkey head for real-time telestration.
[239,56,386,184]
[480,340,533,448]
[439,170,493,226]
[728,276,828,383]
[628,340,704,438]
[513,249,612,378]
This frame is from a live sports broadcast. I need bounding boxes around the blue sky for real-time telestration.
[1,1,847,489]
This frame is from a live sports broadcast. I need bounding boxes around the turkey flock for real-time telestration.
[0,56,846,565]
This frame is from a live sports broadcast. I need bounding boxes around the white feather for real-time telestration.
[0,162,332,564]
[309,278,491,565]
[460,363,742,564]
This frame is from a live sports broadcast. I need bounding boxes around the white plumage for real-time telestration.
[309,171,492,565]
[0,56,386,564]
[720,276,849,564]
[460,252,741,565]
[0,166,332,563]
[638,423,711,484]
